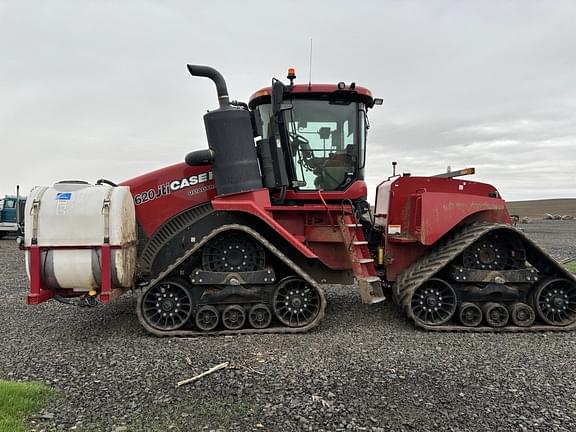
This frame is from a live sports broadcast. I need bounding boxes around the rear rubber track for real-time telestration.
[395,222,576,333]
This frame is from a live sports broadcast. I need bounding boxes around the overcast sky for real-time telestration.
[1,1,575,202]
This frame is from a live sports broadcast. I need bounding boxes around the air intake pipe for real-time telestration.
[185,64,262,196]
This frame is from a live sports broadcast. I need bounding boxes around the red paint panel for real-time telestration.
[283,180,368,201]
[307,242,351,270]
[417,192,509,245]
[120,162,217,237]
[384,176,509,240]
[211,189,318,259]
[27,245,53,304]
[100,243,112,304]
[385,242,428,281]
[381,176,511,281]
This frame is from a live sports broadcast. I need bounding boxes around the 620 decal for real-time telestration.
[133,171,215,206]
[133,183,171,205]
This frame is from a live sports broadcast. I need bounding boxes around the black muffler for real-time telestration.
[185,65,262,196]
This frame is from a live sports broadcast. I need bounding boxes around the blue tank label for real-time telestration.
[56,192,72,200]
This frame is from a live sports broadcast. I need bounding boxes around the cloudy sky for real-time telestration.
[1,1,575,202]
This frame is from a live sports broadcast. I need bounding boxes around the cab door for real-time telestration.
[1,198,17,223]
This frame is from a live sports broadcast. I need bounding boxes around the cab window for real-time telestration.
[284,100,361,191]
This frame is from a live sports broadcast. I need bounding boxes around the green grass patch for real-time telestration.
[0,380,53,432]
[134,396,255,431]
[566,261,576,273]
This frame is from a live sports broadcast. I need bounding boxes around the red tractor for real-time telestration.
[24,65,576,335]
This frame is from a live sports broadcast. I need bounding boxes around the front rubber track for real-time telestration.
[136,292,326,337]
[136,224,327,337]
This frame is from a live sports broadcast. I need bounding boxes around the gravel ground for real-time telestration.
[0,222,575,432]
[517,220,576,261]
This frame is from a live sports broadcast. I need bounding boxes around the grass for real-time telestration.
[0,381,53,432]
[566,261,576,273]
[132,396,255,431]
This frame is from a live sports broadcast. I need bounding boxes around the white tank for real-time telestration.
[24,182,137,292]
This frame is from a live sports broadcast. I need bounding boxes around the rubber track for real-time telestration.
[395,222,576,333]
[136,224,326,337]
[138,204,213,275]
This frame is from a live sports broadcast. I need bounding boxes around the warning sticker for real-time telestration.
[388,224,401,235]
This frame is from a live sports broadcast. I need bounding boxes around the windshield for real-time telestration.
[255,100,365,191]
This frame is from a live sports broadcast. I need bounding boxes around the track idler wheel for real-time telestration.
[509,302,535,327]
[195,305,220,331]
[273,277,321,328]
[248,304,272,329]
[410,278,457,326]
[459,302,482,327]
[482,302,509,328]
[139,278,193,331]
[532,278,576,326]
[222,305,246,330]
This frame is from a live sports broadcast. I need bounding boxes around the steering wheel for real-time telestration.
[289,131,310,152]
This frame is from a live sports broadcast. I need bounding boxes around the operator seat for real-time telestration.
[314,144,356,190]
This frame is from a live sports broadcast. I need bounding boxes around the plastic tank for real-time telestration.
[24,182,137,292]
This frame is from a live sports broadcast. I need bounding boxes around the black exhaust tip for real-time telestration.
[187,64,229,108]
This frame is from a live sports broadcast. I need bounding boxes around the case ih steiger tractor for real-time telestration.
[23,65,576,335]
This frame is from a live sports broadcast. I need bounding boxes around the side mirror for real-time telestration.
[271,79,292,115]
[373,98,383,106]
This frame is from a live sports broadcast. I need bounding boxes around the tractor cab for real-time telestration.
[249,70,381,196]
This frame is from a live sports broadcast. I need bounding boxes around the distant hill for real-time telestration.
[507,199,576,219]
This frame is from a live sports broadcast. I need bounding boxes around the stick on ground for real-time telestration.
[177,362,229,387]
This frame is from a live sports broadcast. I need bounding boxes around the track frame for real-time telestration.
[394,222,576,332]
[136,224,327,336]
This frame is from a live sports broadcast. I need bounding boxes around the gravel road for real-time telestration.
[1,222,575,432]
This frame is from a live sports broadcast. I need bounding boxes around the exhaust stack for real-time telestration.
[185,65,262,196]
[186,65,230,108]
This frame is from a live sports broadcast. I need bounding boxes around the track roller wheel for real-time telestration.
[222,305,246,330]
[482,302,509,327]
[509,302,535,327]
[195,305,219,331]
[459,302,482,327]
[273,277,321,328]
[139,278,193,331]
[248,304,272,329]
[532,278,576,326]
[410,278,457,326]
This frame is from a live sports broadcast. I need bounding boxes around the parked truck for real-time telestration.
[0,187,25,238]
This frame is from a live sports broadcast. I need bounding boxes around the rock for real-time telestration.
[1,235,576,431]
